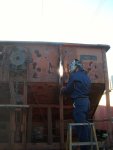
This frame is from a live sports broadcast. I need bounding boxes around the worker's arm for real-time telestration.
[61,73,75,94]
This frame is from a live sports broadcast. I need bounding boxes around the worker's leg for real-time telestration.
[72,99,90,150]
[73,110,90,148]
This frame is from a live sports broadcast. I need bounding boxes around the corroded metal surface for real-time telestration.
[28,44,59,82]
[0,42,107,83]
[62,46,104,83]
[0,41,110,149]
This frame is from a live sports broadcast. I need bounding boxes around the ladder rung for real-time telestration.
[69,123,94,126]
[71,142,98,146]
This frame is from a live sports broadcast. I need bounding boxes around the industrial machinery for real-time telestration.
[0,41,111,150]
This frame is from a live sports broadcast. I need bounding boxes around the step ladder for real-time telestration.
[66,122,99,150]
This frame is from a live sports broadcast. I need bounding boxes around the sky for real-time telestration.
[0,0,113,77]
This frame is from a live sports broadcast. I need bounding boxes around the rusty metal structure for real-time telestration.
[0,41,111,150]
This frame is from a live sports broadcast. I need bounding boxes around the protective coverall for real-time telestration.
[61,68,91,150]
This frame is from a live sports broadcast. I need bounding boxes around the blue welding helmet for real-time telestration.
[69,59,83,73]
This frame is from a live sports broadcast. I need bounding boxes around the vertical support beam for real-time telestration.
[47,107,53,144]
[59,93,64,148]
[10,110,15,143]
[22,108,27,143]
[9,109,15,150]
[59,46,64,149]
[102,49,113,144]
[9,79,15,150]
[22,108,27,150]
[15,109,22,143]
[23,73,27,148]
[27,106,32,142]
[24,81,27,104]
[9,79,15,104]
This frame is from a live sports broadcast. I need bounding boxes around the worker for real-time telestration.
[61,59,91,150]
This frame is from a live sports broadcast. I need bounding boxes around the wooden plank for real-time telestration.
[30,104,72,109]
[0,104,29,108]
[0,143,61,150]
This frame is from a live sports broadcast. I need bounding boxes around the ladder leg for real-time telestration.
[66,124,73,150]
[90,124,93,150]
[69,125,72,150]
[92,124,99,150]
[66,123,99,150]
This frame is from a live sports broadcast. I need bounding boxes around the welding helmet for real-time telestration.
[69,59,83,73]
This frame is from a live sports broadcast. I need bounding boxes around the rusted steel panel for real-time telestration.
[27,83,59,104]
[0,42,108,84]
[0,44,59,82]
[28,44,59,82]
[62,46,104,83]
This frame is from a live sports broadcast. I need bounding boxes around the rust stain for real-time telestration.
[35,50,41,57]
[48,62,53,74]
[37,67,41,72]
[33,62,37,69]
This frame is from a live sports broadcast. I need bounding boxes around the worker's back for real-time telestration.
[71,69,91,99]
[64,69,91,101]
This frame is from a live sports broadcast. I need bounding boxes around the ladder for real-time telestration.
[66,122,99,150]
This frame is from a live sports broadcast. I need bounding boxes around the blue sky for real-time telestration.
[0,0,113,77]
